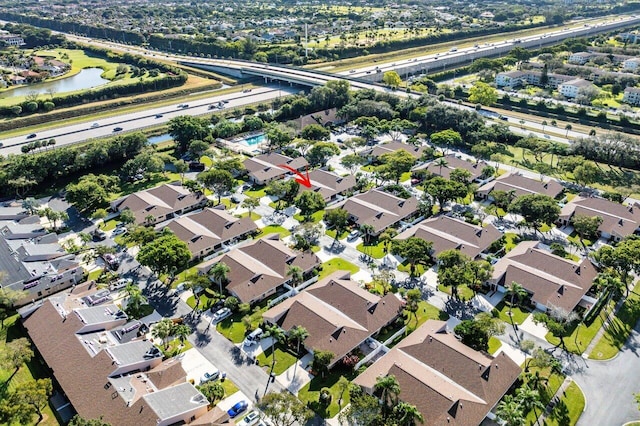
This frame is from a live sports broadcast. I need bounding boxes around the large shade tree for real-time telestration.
[392,237,433,277]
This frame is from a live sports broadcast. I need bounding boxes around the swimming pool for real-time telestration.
[242,133,266,146]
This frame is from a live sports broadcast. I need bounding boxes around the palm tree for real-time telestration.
[209,262,230,294]
[287,325,309,355]
[360,224,375,246]
[288,325,309,379]
[506,281,528,342]
[374,375,401,415]
[496,395,525,426]
[564,124,572,137]
[526,370,547,394]
[152,318,174,349]
[435,157,448,174]
[172,324,191,347]
[392,402,425,426]
[264,324,286,374]
[144,214,155,226]
[286,265,304,288]
[506,281,528,315]
[121,283,147,318]
[516,384,544,425]
[541,120,548,134]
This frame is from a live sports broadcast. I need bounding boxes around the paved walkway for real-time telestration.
[582,281,636,358]
[537,376,574,426]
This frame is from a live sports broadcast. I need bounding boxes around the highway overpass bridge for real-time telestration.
[179,14,640,86]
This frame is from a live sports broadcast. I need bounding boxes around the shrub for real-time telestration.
[342,354,360,370]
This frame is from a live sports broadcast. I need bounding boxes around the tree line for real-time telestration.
[0,133,147,199]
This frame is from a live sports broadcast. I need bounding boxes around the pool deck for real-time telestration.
[216,133,264,156]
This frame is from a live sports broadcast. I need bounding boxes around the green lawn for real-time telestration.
[216,313,247,344]
[217,307,267,344]
[397,261,427,276]
[589,284,640,360]
[356,241,386,259]
[318,258,359,279]
[488,336,502,354]
[236,211,261,221]
[547,299,614,355]
[173,266,199,287]
[437,284,475,302]
[522,367,565,426]
[545,381,585,426]
[294,210,324,224]
[0,315,61,426]
[243,186,267,198]
[405,301,450,333]
[566,232,593,248]
[256,343,298,375]
[298,369,357,419]
[87,269,103,282]
[220,378,240,397]
[325,228,349,240]
[161,339,193,358]
[259,225,291,237]
[495,301,530,325]
[101,218,118,231]
[504,232,519,252]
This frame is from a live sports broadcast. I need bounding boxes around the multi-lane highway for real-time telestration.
[339,14,640,81]
[3,13,638,152]
[0,86,297,155]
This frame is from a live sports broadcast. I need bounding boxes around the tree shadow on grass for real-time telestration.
[548,399,570,426]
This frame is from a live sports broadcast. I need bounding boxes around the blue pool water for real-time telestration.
[242,133,266,146]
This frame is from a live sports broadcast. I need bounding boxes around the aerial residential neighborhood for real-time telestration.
[2,1,640,426]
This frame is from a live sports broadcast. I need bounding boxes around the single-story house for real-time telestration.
[559,196,640,242]
[413,155,492,184]
[298,169,357,203]
[395,215,503,260]
[331,189,419,236]
[489,241,598,312]
[262,271,403,367]
[353,319,521,426]
[165,207,258,260]
[476,173,564,200]
[111,183,207,226]
[243,153,309,185]
[22,292,210,426]
[197,234,320,304]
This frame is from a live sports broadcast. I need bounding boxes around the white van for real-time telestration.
[243,328,263,347]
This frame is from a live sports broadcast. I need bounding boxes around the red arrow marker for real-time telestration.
[278,164,312,188]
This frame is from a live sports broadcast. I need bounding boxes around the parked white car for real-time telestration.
[110,278,133,291]
[240,411,261,426]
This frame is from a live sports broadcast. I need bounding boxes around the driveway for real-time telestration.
[186,305,286,403]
